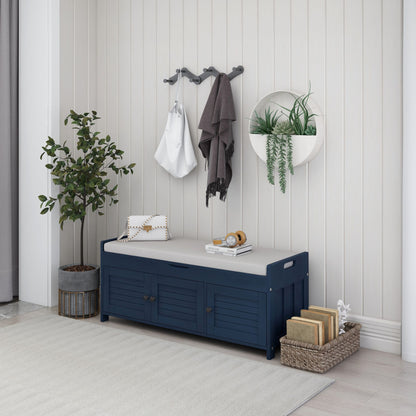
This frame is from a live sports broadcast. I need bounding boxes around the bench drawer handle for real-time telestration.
[150,296,156,302]
[206,307,212,313]
[143,295,149,301]
[169,263,190,269]
[284,260,295,269]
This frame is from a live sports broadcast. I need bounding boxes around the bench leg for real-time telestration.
[100,313,109,322]
[266,346,275,360]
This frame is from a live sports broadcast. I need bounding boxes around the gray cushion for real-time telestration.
[104,238,299,276]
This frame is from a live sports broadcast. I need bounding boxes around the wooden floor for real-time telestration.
[1,304,415,415]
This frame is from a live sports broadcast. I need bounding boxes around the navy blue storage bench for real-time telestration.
[100,238,308,359]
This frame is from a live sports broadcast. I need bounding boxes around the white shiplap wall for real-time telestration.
[60,0,402,327]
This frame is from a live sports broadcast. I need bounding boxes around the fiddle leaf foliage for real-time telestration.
[38,110,135,265]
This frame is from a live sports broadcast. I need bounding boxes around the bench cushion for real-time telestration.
[104,238,298,276]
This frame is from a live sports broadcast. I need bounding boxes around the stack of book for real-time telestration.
[286,306,339,346]
[205,243,253,256]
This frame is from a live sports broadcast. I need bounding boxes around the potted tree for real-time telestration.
[38,110,135,318]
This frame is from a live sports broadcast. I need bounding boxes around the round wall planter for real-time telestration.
[249,90,324,167]
[58,265,99,318]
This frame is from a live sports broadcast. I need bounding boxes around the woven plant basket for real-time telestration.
[280,322,361,374]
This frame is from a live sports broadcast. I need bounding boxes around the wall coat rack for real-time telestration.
[163,65,244,85]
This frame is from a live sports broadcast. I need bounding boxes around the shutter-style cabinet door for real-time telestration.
[151,275,204,334]
[206,284,267,347]
[102,267,151,321]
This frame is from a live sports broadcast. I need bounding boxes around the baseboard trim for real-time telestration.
[349,314,401,355]
[402,351,416,363]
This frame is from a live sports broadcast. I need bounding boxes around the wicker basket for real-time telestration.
[280,322,361,373]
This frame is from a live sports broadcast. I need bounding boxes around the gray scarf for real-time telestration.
[198,74,236,206]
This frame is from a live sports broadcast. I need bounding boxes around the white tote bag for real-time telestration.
[154,71,197,178]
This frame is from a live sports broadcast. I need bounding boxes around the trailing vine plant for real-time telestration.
[251,85,317,193]
[251,109,295,192]
[268,121,294,193]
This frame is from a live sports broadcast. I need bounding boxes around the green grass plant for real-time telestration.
[250,107,280,135]
[251,84,316,193]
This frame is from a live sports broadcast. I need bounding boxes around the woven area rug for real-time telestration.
[0,314,333,415]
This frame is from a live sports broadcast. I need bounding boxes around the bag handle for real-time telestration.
[174,69,183,104]
[117,215,155,242]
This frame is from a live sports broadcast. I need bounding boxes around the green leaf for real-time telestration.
[40,208,49,215]
[40,110,134,234]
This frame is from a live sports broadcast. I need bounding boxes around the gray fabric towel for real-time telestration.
[198,73,236,206]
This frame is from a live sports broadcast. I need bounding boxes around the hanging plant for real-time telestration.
[250,107,280,135]
[251,109,294,193]
[250,85,317,193]
[266,121,294,192]
[277,85,316,135]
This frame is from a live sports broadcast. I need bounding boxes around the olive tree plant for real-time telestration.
[38,110,135,268]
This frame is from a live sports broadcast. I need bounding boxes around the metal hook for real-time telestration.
[163,65,244,85]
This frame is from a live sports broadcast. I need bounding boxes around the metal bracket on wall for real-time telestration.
[163,66,244,85]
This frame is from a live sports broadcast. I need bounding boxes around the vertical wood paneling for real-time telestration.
[325,0,344,309]
[363,0,383,318]
[382,0,402,322]
[95,0,108,259]
[142,0,157,214]
[183,0,199,239]
[227,0,243,233]
[169,0,185,237]
[73,0,90,265]
[257,0,275,248]
[307,0,326,307]
[241,0,259,246]
[60,0,403,324]
[60,0,75,266]
[156,0,171,221]
[290,0,308,252]
[211,0,228,238]
[344,0,364,315]
[130,0,144,215]
[118,0,131,235]
[105,0,119,239]
[274,0,291,250]
[87,0,98,266]
[196,0,212,240]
